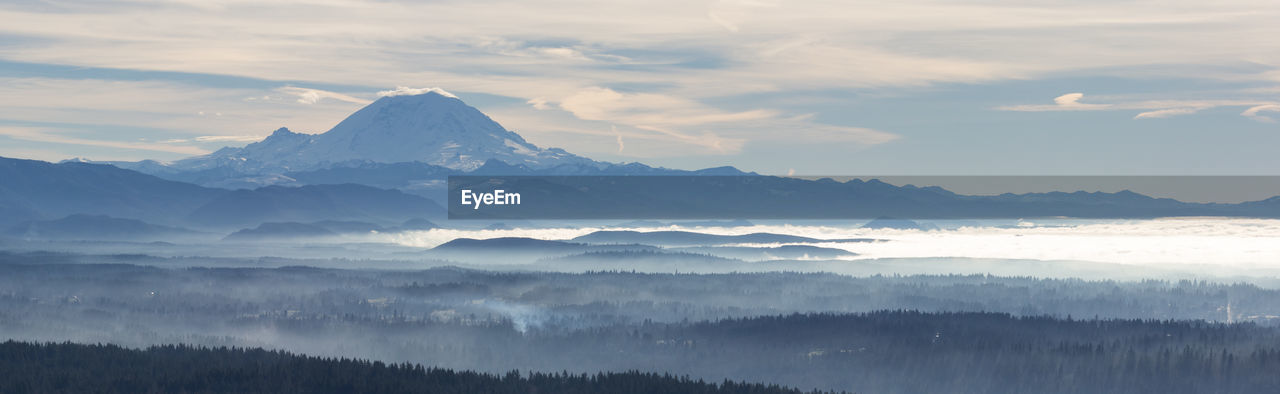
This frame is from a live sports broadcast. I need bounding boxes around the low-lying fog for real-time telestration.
[375,217,1280,276]
[4,217,1278,281]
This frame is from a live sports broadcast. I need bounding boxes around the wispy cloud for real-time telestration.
[1053,93,1109,110]
[194,135,264,142]
[5,0,1270,91]
[998,93,1280,122]
[612,125,624,153]
[0,126,210,155]
[1242,104,1280,122]
[0,78,361,147]
[558,87,775,127]
[1134,108,1200,119]
[277,87,372,105]
[707,12,740,33]
[0,0,1274,109]
[526,98,550,110]
[999,93,1111,111]
[548,86,896,154]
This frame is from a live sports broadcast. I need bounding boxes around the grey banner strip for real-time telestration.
[447,176,1280,220]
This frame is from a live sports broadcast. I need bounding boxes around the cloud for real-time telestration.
[277,87,371,105]
[1242,104,1280,122]
[0,126,209,156]
[1054,93,1083,106]
[1134,108,1200,119]
[612,125,624,153]
[1000,93,1280,121]
[536,47,589,61]
[194,135,265,142]
[635,125,743,153]
[527,97,550,110]
[558,87,776,127]
[547,86,895,154]
[1000,92,1112,111]
[0,78,371,160]
[707,12,740,33]
[0,78,359,134]
[1,0,1274,102]
[470,38,606,63]
[0,147,91,162]
[553,87,766,152]
[377,86,458,99]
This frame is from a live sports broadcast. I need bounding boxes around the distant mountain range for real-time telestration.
[0,156,220,226]
[5,214,204,242]
[186,184,442,228]
[2,90,1278,230]
[0,156,445,230]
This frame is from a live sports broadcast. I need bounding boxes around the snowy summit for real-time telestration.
[171,89,595,172]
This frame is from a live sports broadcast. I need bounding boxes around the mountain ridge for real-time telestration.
[8,155,1280,227]
[0,156,445,230]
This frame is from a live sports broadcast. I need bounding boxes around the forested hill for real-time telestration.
[0,341,829,394]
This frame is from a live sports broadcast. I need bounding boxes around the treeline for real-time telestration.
[5,312,1278,393]
[4,261,1280,392]
[639,311,1280,393]
[0,341,829,394]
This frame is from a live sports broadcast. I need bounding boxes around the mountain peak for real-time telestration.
[171,87,599,174]
[270,127,299,137]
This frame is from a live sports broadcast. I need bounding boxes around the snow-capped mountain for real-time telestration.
[84,88,749,189]
[172,90,599,173]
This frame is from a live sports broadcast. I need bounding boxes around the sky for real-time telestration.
[0,0,1278,175]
